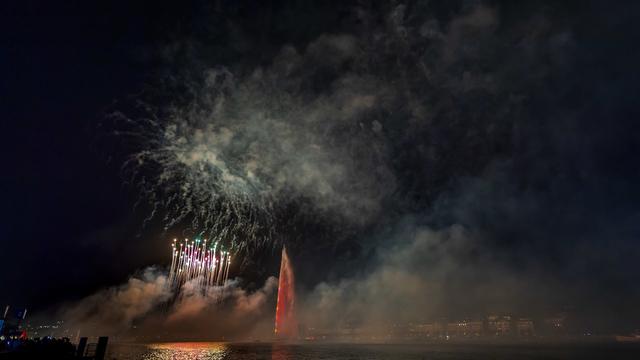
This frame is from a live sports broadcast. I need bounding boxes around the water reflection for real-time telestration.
[270,344,293,360]
[107,341,640,360]
[141,342,229,360]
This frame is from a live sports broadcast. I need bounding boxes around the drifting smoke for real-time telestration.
[116,35,401,250]
[109,1,540,317]
[57,269,277,340]
[59,267,171,335]
[300,223,555,331]
[91,0,640,335]
[113,2,519,254]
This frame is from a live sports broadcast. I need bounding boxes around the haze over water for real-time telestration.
[107,342,640,360]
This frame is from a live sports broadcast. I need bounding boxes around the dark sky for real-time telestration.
[1,1,181,307]
[0,0,352,308]
[2,0,640,332]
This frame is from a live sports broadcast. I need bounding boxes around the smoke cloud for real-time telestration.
[116,1,522,253]
[100,0,640,336]
[59,267,171,335]
[300,223,557,332]
[54,270,277,341]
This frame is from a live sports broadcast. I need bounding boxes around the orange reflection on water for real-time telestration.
[271,344,293,360]
[149,342,228,351]
[145,342,229,360]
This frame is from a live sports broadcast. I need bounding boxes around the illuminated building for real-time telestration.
[447,320,484,337]
[486,315,513,336]
[543,313,567,335]
[409,322,446,338]
[516,318,535,336]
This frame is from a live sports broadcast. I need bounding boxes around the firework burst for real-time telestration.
[116,40,393,253]
[117,69,278,252]
[168,238,232,291]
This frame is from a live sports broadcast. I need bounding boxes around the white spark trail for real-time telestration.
[168,238,232,292]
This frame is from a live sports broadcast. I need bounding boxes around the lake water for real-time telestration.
[106,341,640,360]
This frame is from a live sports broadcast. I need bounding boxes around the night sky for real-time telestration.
[2,0,640,334]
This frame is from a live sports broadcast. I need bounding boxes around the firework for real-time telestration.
[117,69,277,252]
[168,238,232,290]
[117,62,388,253]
